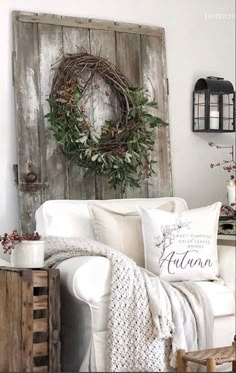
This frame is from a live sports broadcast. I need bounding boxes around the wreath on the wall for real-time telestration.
[46,52,168,192]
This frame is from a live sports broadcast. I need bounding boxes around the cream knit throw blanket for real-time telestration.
[44,236,213,372]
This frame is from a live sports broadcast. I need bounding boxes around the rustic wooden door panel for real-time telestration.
[13,19,43,233]
[116,32,147,198]
[90,29,123,199]
[38,22,67,202]
[62,27,96,200]
[141,34,172,198]
[12,11,172,232]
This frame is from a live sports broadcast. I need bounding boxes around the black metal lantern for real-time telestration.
[193,76,235,132]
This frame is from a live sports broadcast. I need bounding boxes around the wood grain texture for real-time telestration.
[38,18,67,201]
[21,270,33,372]
[33,366,49,372]
[33,270,48,287]
[62,26,96,200]
[0,271,8,371]
[0,268,60,372]
[141,34,172,198]
[16,11,164,37]
[33,295,48,310]
[7,271,22,371]
[12,15,43,233]
[33,318,48,333]
[48,269,61,372]
[116,32,148,198]
[33,342,48,357]
[90,29,122,199]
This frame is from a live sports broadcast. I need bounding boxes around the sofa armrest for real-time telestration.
[56,256,112,305]
[217,243,235,293]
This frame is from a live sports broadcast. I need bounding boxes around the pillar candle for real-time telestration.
[227,180,236,207]
[210,110,219,130]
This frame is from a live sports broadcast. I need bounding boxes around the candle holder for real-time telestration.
[193,76,235,133]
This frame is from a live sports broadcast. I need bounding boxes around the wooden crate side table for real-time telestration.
[0,268,60,372]
[177,343,236,372]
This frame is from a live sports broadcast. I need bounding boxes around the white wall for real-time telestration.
[0,0,235,258]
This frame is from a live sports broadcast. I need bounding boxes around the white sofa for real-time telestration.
[35,197,235,372]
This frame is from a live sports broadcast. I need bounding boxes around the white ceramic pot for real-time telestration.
[11,240,45,268]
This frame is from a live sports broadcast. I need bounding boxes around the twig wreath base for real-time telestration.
[46,51,168,192]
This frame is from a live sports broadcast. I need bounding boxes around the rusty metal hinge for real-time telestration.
[19,182,48,193]
[12,51,16,87]
[13,164,18,185]
[166,78,169,95]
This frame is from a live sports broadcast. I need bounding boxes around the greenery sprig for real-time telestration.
[46,52,168,192]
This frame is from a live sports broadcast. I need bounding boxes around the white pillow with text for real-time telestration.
[137,202,221,281]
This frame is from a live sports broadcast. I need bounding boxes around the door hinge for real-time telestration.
[13,164,18,185]
[12,51,16,87]
[166,78,169,95]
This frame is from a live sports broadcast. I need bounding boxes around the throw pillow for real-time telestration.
[88,202,173,267]
[137,202,221,281]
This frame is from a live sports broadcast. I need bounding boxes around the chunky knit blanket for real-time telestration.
[44,236,213,372]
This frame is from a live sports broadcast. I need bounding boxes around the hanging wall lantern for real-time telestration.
[193,76,235,132]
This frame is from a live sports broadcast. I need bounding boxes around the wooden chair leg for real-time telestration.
[233,340,236,372]
[207,358,216,372]
[232,360,236,373]
[176,349,187,372]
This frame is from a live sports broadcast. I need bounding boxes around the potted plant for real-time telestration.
[0,229,44,268]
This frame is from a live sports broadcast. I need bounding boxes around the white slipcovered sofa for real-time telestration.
[35,197,235,372]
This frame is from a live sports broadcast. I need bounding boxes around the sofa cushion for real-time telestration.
[88,201,173,266]
[194,281,235,317]
[137,202,221,281]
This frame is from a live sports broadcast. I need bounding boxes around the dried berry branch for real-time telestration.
[0,230,41,254]
[208,142,236,180]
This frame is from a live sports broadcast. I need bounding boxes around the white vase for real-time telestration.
[11,240,45,268]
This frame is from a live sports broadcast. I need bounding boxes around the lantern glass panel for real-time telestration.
[223,93,234,131]
[194,92,205,130]
[209,94,220,130]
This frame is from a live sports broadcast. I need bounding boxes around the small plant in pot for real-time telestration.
[0,229,44,268]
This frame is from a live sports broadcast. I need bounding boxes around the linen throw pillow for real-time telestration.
[88,202,173,267]
[137,202,221,281]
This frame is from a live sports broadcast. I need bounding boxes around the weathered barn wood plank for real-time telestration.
[33,342,48,357]
[141,34,172,197]
[33,366,48,372]
[15,11,164,37]
[33,318,48,333]
[7,271,22,371]
[33,295,48,310]
[0,271,8,371]
[21,270,33,372]
[38,18,67,200]
[90,29,122,199]
[48,269,61,372]
[62,27,97,199]
[12,17,43,233]
[32,270,48,287]
[116,32,148,198]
